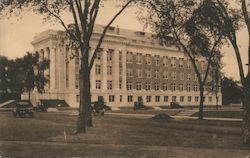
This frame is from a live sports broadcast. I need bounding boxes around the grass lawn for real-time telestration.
[192,110,243,119]
[0,112,248,158]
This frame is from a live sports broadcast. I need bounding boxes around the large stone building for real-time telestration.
[23,25,222,108]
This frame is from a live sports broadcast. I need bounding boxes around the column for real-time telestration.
[50,47,56,92]
[102,49,107,90]
[122,50,127,90]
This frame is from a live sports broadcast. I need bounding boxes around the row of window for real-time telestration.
[95,49,206,70]
[95,80,200,91]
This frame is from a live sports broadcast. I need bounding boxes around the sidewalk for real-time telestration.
[106,112,243,121]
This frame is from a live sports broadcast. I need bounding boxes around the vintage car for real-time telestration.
[12,101,34,117]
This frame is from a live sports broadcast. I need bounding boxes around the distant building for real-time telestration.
[22,25,222,107]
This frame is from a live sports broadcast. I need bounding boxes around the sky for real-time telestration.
[0,1,248,81]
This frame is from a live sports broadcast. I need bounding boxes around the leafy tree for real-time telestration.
[215,0,250,144]
[138,0,227,119]
[221,76,242,105]
[0,0,134,133]
[16,52,50,102]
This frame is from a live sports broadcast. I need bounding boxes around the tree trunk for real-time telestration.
[28,90,31,102]
[242,83,250,145]
[216,94,219,110]
[198,85,205,120]
[76,60,93,133]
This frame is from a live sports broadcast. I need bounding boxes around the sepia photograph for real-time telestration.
[0,0,249,157]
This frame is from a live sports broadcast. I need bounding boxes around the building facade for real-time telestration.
[23,25,222,108]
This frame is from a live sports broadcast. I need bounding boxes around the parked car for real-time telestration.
[12,101,34,117]
[170,102,183,109]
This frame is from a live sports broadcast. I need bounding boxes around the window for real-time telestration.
[126,81,132,90]
[187,84,191,92]
[172,96,177,102]
[95,65,101,75]
[194,74,198,81]
[155,55,160,66]
[136,53,142,64]
[119,51,122,61]
[96,48,102,60]
[146,96,151,102]
[209,96,213,102]
[163,71,168,79]
[109,95,115,102]
[194,85,198,91]
[187,73,191,80]
[163,83,168,91]
[164,96,169,102]
[179,84,184,91]
[188,96,192,102]
[96,80,101,89]
[146,82,151,91]
[107,80,112,90]
[155,70,159,79]
[136,82,142,90]
[128,95,133,102]
[155,96,160,102]
[146,54,151,65]
[120,95,123,102]
[180,72,184,80]
[136,69,142,78]
[107,65,112,75]
[126,52,133,63]
[126,69,133,77]
[171,83,176,91]
[119,80,122,89]
[163,57,168,66]
[107,49,113,61]
[179,59,184,68]
[155,82,159,90]
[76,95,80,103]
[195,96,199,102]
[180,96,184,102]
[171,72,176,80]
[171,57,176,67]
[119,64,122,75]
[146,70,151,78]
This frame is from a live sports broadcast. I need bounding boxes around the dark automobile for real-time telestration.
[170,102,183,109]
[12,101,34,117]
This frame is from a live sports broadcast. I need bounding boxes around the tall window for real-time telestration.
[145,54,151,65]
[195,96,199,102]
[188,96,192,102]
[163,57,168,66]
[155,55,160,66]
[171,72,176,80]
[146,70,151,78]
[179,58,184,68]
[107,65,112,75]
[171,83,176,91]
[155,96,160,102]
[180,96,184,102]
[145,82,151,91]
[171,57,176,67]
[164,96,169,102]
[146,96,151,102]
[126,68,133,77]
[180,72,184,80]
[136,82,142,90]
[187,60,191,68]
[128,95,133,102]
[107,80,112,90]
[155,82,159,90]
[96,48,102,60]
[126,52,133,63]
[194,85,198,91]
[136,53,142,64]
[155,70,159,79]
[107,49,113,61]
[187,73,191,80]
[209,96,213,102]
[95,65,101,75]
[163,71,168,79]
[187,84,191,92]
[96,80,101,89]
[172,96,177,102]
[126,81,132,90]
[119,79,122,89]
[109,95,115,102]
[179,84,184,91]
[163,83,168,91]
[136,69,142,78]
